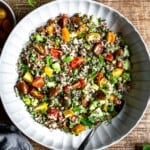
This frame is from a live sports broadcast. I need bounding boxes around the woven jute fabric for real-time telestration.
[1,0,150,149]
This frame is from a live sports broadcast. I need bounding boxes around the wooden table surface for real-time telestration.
[1,0,150,149]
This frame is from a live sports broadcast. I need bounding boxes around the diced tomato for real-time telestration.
[93,42,103,55]
[49,87,60,97]
[17,80,29,95]
[62,14,68,18]
[72,81,81,89]
[116,60,123,68]
[50,48,62,58]
[47,108,60,120]
[103,53,114,62]
[32,77,45,88]
[72,79,85,89]
[70,57,84,69]
[30,88,44,99]
[97,72,104,81]
[79,79,86,88]
[114,49,123,57]
[60,14,69,27]
[63,85,70,94]
[81,95,88,107]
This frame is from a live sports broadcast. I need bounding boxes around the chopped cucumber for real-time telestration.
[31,33,44,43]
[52,62,61,73]
[23,97,31,106]
[122,72,131,82]
[84,43,91,50]
[108,104,115,112]
[91,84,99,90]
[123,59,131,70]
[89,101,99,110]
[90,107,103,117]
[123,46,130,57]
[90,16,99,26]
[47,81,56,88]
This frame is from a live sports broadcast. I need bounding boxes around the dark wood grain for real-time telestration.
[1,0,150,149]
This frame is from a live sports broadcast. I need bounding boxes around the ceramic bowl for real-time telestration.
[0,0,149,149]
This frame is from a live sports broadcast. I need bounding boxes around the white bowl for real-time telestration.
[0,0,150,149]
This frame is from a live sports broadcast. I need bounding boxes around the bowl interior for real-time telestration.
[0,0,149,149]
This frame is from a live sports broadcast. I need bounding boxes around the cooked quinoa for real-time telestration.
[15,13,131,135]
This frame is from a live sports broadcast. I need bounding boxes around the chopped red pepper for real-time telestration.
[79,79,86,88]
[47,108,60,120]
[70,57,84,69]
[97,72,104,81]
[50,48,62,58]
[30,88,44,99]
[72,79,86,89]
[32,76,45,88]
[103,53,114,62]
[63,85,71,94]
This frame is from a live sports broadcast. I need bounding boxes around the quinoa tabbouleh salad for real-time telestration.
[15,13,131,135]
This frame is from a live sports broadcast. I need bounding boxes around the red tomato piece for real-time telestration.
[62,14,68,18]
[97,72,104,81]
[17,80,29,95]
[103,53,114,62]
[32,77,45,88]
[50,48,62,58]
[47,108,60,120]
[63,85,70,94]
[70,57,84,69]
[72,79,85,89]
[30,88,44,99]
[49,87,60,97]
[78,79,86,88]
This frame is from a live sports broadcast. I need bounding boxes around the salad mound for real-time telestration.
[15,13,131,135]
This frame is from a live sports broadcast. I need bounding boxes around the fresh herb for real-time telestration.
[20,63,29,72]
[27,0,37,7]
[84,43,91,50]
[122,72,131,82]
[80,117,93,127]
[89,71,97,81]
[45,55,52,66]
[31,33,44,42]
[55,36,61,46]
[62,55,73,63]
[98,54,105,66]
[123,59,131,70]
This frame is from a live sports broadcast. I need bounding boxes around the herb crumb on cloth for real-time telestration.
[15,13,131,135]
